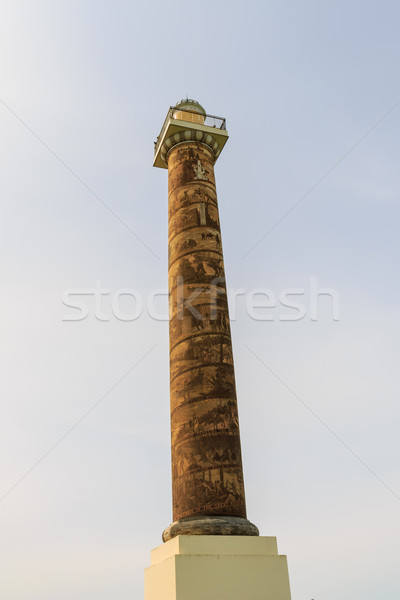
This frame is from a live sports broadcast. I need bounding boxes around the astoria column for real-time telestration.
[154,99,258,542]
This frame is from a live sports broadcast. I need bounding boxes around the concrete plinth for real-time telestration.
[144,535,292,600]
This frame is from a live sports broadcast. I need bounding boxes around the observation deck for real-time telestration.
[153,101,229,169]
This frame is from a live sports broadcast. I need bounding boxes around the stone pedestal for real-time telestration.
[144,535,292,600]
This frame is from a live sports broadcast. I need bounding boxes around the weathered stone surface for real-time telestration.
[166,142,251,533]
[162,516,259,542]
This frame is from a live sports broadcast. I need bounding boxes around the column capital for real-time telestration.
[153,103,229,169]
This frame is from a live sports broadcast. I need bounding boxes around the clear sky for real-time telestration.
[1,1,399,599]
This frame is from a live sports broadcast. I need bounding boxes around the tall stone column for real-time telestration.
[154,99,258,542]
[146,100,292,600]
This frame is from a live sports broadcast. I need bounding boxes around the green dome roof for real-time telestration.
[174,98,206,116]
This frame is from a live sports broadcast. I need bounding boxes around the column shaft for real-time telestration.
[168,142,246,523]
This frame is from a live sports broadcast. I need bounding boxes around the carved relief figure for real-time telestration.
[193,159,209,181]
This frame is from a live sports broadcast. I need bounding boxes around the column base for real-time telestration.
[144,535,292,600]
[162,515,259,542]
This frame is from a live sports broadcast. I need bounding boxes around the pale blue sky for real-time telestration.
[1,1,399,599]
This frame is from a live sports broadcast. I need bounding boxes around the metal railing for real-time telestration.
[154,107,226,156]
